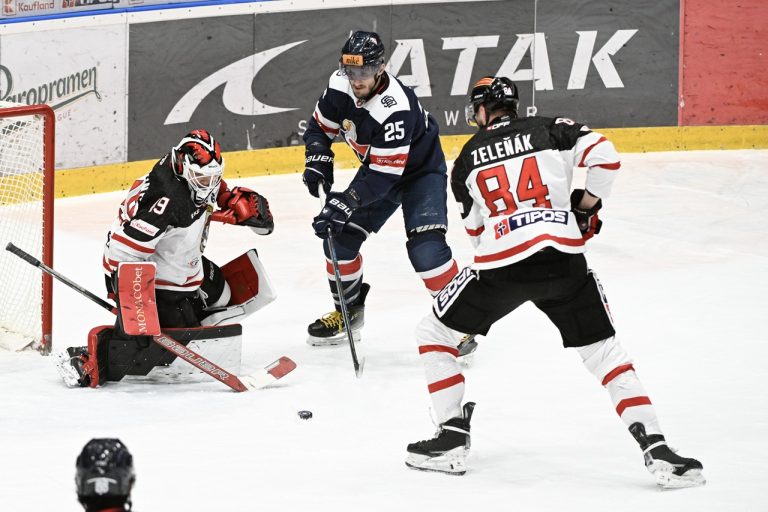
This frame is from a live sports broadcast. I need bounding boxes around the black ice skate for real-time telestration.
[54,346,91,388]
[306,283,369,346]
[629,422,705,488]
[406,402,476,475]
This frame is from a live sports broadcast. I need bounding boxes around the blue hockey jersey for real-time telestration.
[304,70,446,205]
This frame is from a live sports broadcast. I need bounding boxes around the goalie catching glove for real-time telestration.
[570,188,602,240]
[215,181,274,235]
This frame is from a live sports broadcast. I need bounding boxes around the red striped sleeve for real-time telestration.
[578,136,607,167]
[313,111,339,137]
[593,162,621,170]
[465,225,485,236]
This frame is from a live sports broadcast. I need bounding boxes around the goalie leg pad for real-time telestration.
[202,250,276,326]
[116,262,161,336]
[124,324,243,383]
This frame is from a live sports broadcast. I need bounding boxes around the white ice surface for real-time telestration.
[1,150,767,511]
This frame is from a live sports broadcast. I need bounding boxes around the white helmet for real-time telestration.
[171,129,224,206]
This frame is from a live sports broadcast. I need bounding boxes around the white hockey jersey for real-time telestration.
[451,115,620,270]
[103,155,215,292]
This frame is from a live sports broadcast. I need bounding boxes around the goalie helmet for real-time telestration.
[465,76,519,127]
[339,30,385,81]
[172,129,224,206]
[76,438,135,510]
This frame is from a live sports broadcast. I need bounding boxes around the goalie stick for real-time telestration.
[5,242,296,391]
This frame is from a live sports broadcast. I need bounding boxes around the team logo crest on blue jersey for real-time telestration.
[341,119,371,162]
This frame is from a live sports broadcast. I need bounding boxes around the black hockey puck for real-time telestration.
[298,410,313,420]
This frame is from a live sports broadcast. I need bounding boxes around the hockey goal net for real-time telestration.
[0,103,54,354]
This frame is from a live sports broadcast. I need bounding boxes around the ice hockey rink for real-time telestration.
[1,149,766,511]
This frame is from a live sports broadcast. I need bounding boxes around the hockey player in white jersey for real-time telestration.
[405,76,704,488]
[55,129,276,388]
[302,31,460,346]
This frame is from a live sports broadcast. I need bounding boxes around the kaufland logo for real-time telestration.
[2,0,54,14]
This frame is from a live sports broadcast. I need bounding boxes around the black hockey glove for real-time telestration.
[303,143,334,197]
[312,191,360,239]
[570,189,603,240]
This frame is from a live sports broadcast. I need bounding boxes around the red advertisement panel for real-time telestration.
[680,0,768,125]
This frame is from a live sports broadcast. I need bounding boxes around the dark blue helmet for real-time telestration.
[466,76,520,126]
[341,30,385,68]
[76,438,135,510]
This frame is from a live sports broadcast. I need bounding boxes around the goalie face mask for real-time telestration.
[173,129,224,206]
[76,438,135,506]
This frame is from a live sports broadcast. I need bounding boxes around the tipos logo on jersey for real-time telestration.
[434,267,476,317]
[494,210,568,239]
[340,119,370,161]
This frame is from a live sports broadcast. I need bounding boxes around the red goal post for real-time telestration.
[0,103,55,354]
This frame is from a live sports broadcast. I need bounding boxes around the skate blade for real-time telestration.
[656,468,706,489]
[306,330,362,347]
[53,350,82,388]
[458,353,475,368]
[405,448,467,476]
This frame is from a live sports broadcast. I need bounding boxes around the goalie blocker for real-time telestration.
[57,249,276,388]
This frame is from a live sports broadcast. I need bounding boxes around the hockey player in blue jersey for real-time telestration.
[302,30,460,346]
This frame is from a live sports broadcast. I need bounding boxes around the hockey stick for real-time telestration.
[5,242,295,391]
[317,186,365,378]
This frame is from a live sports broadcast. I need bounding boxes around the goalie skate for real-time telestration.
[54,347,89,388]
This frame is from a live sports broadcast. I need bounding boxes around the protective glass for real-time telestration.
[339,63,380,81]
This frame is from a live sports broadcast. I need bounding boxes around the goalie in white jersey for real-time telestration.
[405,76,705,488]
[55,129,276,388]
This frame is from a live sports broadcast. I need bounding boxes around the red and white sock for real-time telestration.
[418,259,458,296]
[578,337,662,435]
[416,313,466,423]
